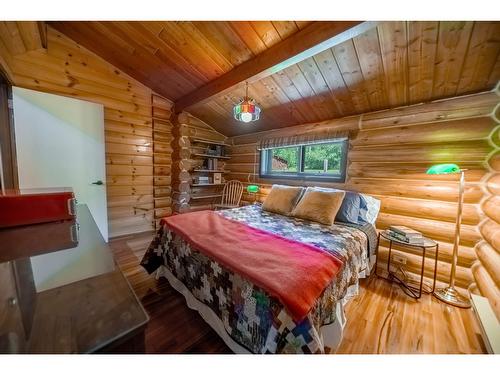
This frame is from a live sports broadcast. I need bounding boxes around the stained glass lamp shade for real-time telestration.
[233,83,261,123]
[426,163,471,308]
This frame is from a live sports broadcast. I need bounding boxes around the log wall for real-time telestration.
[227,90,500,312]
[0,26,173,237]
[172,112,227,213]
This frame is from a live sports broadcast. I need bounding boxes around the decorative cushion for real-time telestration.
[336,191,362,224]
[358,194,381,225]
[307,186,361,224]
[291,187,345,226]
[261,185,304,216]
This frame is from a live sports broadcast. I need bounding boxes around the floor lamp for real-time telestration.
[426,163,471,308]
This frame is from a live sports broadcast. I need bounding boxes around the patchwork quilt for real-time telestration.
[141,205,372,353]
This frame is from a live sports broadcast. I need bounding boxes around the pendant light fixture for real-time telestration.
[233,82,261,123]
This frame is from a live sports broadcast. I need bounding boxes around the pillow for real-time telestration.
[335,191,362,224]
[261,185,304,216]
[307,186,361,224]
[358,194,381,225]
[291,187,345,226]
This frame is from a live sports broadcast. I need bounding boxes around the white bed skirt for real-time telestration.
[155,265,362,354]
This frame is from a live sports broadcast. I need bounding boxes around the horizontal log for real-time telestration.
[225,163,258,174]
[104,109,152,127]
[376,212,480,247]
[105,130,152,146]
[482,196,500,224]
[107,194,154,208]
[153,119,173,134]
[154,207,172,219]
[347,178,483,204]
[486,173,500,195]
[154,197,172,208]
[348,161,486,182]
[377,195,480,225]
[154,141,173,154]
[153,177,172,188]
[108,204,153,220]
[153,166,171,176]
[152,106,171,120]
[231,116,361,145]
[361,91,498,129]
[227,143,258,154]
[106,154,152,166]
[13,74,151,116]
[475,241,500,287]
[106,185,153,197]
[472,264,500,320]
[105,119,152,137]
[153,131,172,143]
[490,125,500,147]
[480,219,500,251]
[153,154,172,166]
[154,187,172,197]
[152,94,173,111]
[105,142,152,156]
[177,112,222,131]
[106,165,153,176]
[349,139,492,163]
[488,151,500,171]
[11,57,152,107]
[352,118,494,147]
[106,175,153,187]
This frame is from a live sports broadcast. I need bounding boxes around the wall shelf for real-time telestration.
[192,169,230,173]
[190,138,228,147]
[191,194,223,200]
[193,153,231,159]
[192,183,225,187]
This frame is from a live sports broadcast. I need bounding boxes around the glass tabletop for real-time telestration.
[380,230,437,248]
[0,205,149,353]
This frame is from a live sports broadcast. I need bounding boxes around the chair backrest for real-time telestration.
[221,180,243,207]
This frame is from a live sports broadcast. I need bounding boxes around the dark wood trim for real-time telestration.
[174,21,377,112]
[0,73,18,189]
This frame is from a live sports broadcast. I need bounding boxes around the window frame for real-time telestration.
[259,139,348,183]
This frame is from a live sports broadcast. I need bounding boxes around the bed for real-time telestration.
[141,203,377,354]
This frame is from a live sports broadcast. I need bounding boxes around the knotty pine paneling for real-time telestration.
[0,26,173,237]
[226,90,500,299]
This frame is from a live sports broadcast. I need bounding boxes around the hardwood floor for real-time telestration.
[109,232,487,354]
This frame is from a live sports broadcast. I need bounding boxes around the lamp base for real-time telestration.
[433,286,471,308]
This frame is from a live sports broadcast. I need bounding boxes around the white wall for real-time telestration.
[12,87,108,240]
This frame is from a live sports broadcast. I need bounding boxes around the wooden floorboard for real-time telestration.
[109,232,487,354]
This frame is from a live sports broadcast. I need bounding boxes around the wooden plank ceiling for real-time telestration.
[49,21,500,136]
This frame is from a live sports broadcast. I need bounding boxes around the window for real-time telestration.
[260,140,348,182]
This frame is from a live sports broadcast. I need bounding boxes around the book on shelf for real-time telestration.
[389,225,423,238]
[385,230,424,245]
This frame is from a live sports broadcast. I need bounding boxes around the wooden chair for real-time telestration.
[214,180,243,210]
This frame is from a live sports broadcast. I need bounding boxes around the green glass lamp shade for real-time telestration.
[247,185,260,193]
[426,163,460,175]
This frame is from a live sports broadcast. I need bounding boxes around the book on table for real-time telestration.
[389,225,423,238]
[386,225,424,245]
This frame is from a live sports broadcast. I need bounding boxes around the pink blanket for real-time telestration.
[162,210,343,321]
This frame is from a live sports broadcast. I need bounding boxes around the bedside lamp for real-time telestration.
[247,185,260,205]
[426,163,470,308]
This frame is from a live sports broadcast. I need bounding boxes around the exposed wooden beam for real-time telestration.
[174,21,377,112]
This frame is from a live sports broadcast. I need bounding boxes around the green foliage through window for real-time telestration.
[260,140,348,182]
